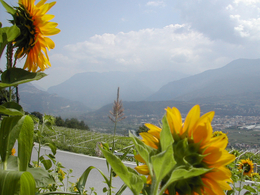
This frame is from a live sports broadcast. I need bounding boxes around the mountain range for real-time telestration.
[147,58,260,103]
[19,58,260,118]
[47,70,189,109]
[19,83,91,117]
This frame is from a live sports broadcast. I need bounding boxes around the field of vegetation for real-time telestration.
[38,125,260,168]
[221,128,260,149]
[39,126,135,159]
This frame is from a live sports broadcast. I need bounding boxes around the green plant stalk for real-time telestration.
[6,43,13,102]
[150,176,160,195]
[159,181,169,195]
[108,117,118,195]
[238,170,244,195]
[107,107,119,195]
[3,158,7,170]
[37,124,44,166]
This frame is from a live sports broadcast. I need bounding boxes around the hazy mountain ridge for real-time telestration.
[47,70,189,109]
[19,83,91,117]
[147,58,260,102]
[19,58,260,120]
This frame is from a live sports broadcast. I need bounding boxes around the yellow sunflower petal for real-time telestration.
[140,132,159,149]
[36,0,47,7]
[166,107,182,134]
[206,150,235,167]
[42,14,55,21]
[203,178,225,195]
[135,165,149,175]
[37,1,56,14]
[13,0,59,72]
[134,154,145,163]
[183,105,200,135]
[41,27,61,36]
[147,175,152,184]
[205,167,232,182]
[145,123,161,139]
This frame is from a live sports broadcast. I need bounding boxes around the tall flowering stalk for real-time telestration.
[108,87,126,152]
[107,87,126,195]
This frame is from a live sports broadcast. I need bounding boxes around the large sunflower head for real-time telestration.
[135,105,235,195]
[10,0,60,72]
[238,159,254,176]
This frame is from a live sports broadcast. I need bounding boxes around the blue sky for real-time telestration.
[1,0,260,90]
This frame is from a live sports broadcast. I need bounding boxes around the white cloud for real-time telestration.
[146,1,166,7]
[42,0,260,90]
[62,24,256,75]
[173,0,260,43]
[233,0,260,6]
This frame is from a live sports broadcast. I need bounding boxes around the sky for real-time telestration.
[1,0,260,90]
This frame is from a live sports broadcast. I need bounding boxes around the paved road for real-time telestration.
[16,143,136,194]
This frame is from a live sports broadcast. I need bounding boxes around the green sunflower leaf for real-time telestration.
[27,167,55,188]
[0,25,20,58]
[101,147,144,195]
[159,167,209,194]
[0,170,35,195]
[0,116,23,166]
[76,166,110,194]
[151,145,175,182]
[0,0,16,15]
[0,105,24,116]
[160,115,174,151]
[0,68,47,89]
[2,102,24,112]
[17,115,34,171]
[129,132,155,175]
[1,156,54,189]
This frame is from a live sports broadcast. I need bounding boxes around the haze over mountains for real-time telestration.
[20,58,260,117]
[47,70,189,109]
[19,83,91,117]
[147,58,260,103]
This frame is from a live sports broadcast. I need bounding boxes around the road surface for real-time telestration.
[16,143,136,194]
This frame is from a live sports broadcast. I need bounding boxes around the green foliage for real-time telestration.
[0,170,36,195]
[0,68,47,89]
[65,118,89,130]
[101,148,144,195]
[30,112,43,122]
[55,116,65,126]
[0,23,20,58]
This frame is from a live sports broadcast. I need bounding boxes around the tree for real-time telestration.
[136,125,149,136]
[31,111,43,122]
[55,116,65,126]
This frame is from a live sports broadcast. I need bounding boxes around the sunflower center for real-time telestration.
[243,163,251,173]
[11,4,36,58]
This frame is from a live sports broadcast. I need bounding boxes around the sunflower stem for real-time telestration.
[238,169,244,195]
[150,177,160,195]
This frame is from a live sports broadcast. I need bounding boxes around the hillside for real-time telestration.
[47,70,189,109]
[19,83,91,117]
[147,58,260,103]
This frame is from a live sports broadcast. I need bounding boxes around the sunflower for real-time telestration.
[238,159,254,176]
[212,131,228,141]
[10,0,60,72]
[135,105,235,195]
[11,148,16,156]
[58,168,66,180]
